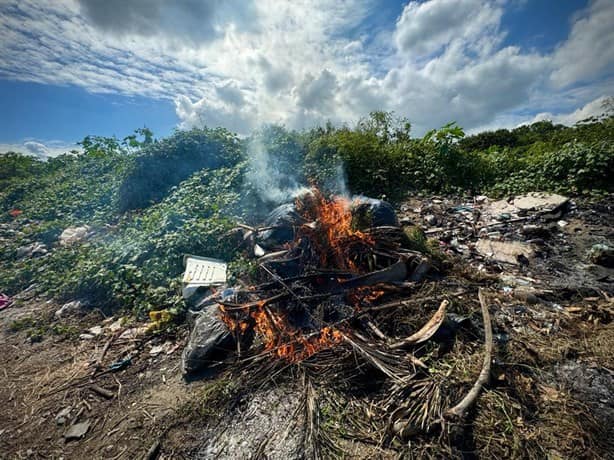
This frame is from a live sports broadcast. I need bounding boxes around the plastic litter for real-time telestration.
[182,255,227,300]
[0,293,11,311]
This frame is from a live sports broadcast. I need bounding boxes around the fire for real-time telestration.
[218,188,383,363]
[250,303,343,362]
[297,189,374,271]
[348,287,385,306]
[220,300,344,362]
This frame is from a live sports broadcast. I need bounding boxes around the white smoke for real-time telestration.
[246,135,310,204]
[245,127,350,205]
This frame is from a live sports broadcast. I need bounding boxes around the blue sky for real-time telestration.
[0,0,612,157]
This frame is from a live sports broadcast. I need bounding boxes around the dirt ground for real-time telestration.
[1,194,613,459]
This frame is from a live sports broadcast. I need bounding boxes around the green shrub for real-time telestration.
[118,128,243,212]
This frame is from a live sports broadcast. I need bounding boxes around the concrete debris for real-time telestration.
[476,239,535,265]
[513,192,569,213]
[483,192,569,223]
[64,420,91,440]
[55,300,84,319]
[59,225,92,245]
[16,242,47,259]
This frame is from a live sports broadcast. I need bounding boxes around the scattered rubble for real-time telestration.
[476,239,536,265]
[54,300,84,319]
[589,243,614,268]
[1,191,612,459]
[16,242,47,259]
[59,225,92,246]
[63,420,91,441]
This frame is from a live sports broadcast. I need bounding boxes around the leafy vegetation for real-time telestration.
[1,112,612,316]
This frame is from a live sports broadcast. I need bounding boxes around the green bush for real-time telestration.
[1,113,612,318]
[118,128,243,212]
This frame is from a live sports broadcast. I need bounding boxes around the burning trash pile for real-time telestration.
[181,189,493,446]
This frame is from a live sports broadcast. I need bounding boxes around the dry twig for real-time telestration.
[445,289,493,418]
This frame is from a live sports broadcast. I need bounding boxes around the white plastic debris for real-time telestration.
[59,225,91,245]
[182,255,227,299]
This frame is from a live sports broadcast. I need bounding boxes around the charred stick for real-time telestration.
[260,263,308,308]
[90,384,115,399]
[91,335,116,376]
[216,292,290,310]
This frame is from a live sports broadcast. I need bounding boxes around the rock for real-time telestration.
[64,420,90,440]
[55,407,72,426]
[513,192,569,213]
[475,195,488,204]
[59,225,91,245]
[588,244,614,268]
[79,333,95,340]
[181,306,234,375]
[88,325,103,336]
[55,300,83,319]
[424,214,438,226]
[476,239,536,265]
[16,242,47,259]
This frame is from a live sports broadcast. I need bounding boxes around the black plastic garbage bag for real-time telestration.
[351,197,398,229]
[258,203,305,249]
[181,305,234,375]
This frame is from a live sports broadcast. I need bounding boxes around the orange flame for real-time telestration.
[218,188,385,362]
[220,300,344,362]
[298,189,374,271]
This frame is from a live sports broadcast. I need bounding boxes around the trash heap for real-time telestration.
[182,189,431,369]
[181,189,493,444]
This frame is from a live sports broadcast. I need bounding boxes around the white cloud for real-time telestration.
[551,0,614,88]
[0,140,77,158]
[77,0,258,45]
[0,0,611,137]
[529,95,613,125]
[394,0,503,57]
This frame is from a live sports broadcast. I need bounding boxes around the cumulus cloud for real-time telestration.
[0,140,76,158]
[0,0,611,137]
[529,95,613,125]
[551,0,614,88]
[78,0,258,45]
[394,0,503,57]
